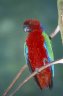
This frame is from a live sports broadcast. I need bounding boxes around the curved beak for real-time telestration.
[24,27,30,32]
[23,25,31,32]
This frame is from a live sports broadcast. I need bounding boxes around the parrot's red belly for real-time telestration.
[26,30,52,89]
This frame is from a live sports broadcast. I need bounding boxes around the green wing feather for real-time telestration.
[42,32,54,61]
[42,31,54,77]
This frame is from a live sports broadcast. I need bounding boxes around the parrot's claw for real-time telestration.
[35,58,48,74]
[43,58,48,65]
[35,68,39,74]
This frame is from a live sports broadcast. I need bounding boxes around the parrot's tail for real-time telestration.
[34,68,53,89]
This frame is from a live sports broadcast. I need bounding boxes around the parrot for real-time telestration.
[23,19,54,89]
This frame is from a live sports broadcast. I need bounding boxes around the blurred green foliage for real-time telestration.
[0,0,63,96]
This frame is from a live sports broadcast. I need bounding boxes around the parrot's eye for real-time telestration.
[23,25,31,32]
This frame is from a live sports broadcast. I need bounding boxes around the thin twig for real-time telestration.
[2,25,60,96]
[2,65,27,96]
[9,58,63,96]
[50,25,60,39]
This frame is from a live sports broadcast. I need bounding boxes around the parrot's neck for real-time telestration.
[27,29,43,41]
[26,29,44,45]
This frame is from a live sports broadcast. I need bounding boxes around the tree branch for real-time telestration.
[2,65,27,96]
[2,25,60,96]
[50,25,60,39]
[9,58,63,96]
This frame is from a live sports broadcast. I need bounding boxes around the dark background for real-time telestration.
[0,0,63,96]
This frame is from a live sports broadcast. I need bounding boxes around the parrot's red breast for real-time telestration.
[24,19,52,89]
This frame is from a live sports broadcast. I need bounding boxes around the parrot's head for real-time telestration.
[23,19,42,32]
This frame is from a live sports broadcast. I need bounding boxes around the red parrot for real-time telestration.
[23,19,54,89]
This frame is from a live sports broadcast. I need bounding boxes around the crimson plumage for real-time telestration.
[24,19,53,89]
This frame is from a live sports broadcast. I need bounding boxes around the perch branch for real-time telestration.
[50,25,60,39]
[9,58,63,96]
[2,65,27,96]
[2,25,60,96]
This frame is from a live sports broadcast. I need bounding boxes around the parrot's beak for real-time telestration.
[23,25,31,32]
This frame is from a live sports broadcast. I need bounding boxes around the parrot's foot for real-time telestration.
[43,58,48,65]
[49,36,52,40]
[35,68,39,74]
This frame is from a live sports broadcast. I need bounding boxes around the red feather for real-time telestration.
[24,19,52,89]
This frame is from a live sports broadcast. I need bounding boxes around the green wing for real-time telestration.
[42,31,54,77]
[42,31,54,61]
